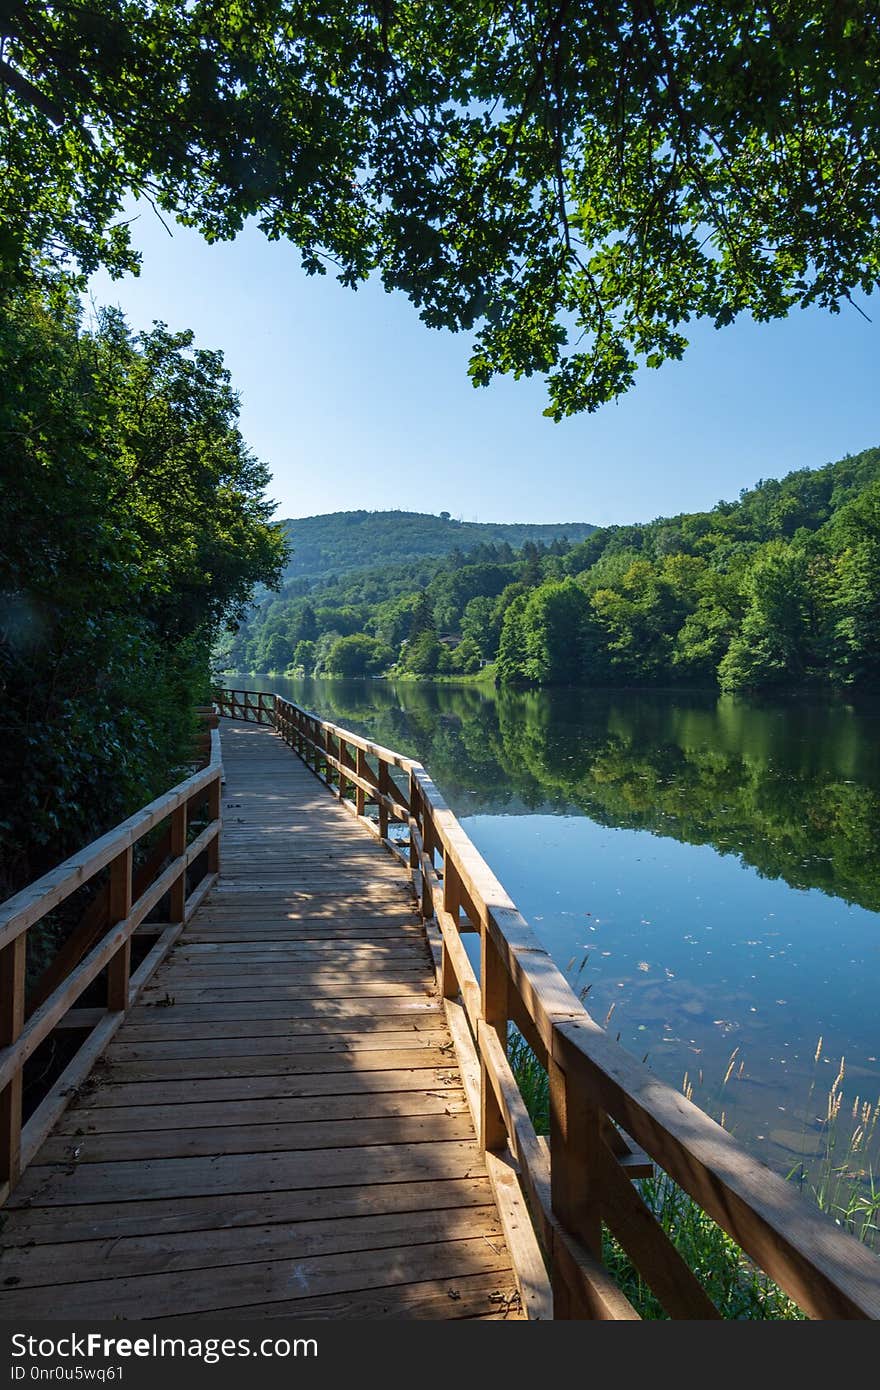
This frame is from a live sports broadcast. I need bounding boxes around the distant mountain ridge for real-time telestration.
[277,509,596,585]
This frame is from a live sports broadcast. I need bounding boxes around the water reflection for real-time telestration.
[228,674,880,1175]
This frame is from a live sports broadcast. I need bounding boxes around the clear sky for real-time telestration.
[90,204,879,528]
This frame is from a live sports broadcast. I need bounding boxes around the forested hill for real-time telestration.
[223,447,880,692]
[276,511,596,585]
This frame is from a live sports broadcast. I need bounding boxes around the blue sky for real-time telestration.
[91,205,879,528]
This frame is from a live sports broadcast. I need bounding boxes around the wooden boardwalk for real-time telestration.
[0,719,523,1319]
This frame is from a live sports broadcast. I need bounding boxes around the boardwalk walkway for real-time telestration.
[0,719,522,1319]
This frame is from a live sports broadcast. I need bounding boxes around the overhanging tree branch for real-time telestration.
[0,56,63,123]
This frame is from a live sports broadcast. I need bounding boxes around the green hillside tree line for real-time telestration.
[225,448,880,693]
[499,450,880,690]
[0,289,285,897]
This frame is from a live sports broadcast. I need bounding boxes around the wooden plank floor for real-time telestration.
[0,718,523,1319]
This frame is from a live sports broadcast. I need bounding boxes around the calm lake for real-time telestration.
[226,674,880,1178]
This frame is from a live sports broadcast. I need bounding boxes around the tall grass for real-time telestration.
[786,1041,880,1247]
[507,1030,550,1134]
[601,1170,803,1319]
[506,1025,877,1319]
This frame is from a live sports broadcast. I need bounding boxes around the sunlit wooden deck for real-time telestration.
[0,719,523,1319]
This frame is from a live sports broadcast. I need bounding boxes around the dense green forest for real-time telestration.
[272,511,596,586]
[220,514,591,675]
[0,289,285,899]
[224,446,880,692]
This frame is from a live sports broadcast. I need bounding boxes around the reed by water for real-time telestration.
[507,1028,880,1319]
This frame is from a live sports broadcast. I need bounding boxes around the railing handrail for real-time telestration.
[217,687,880,1321]
[215,688,421,770]
[0,725,224,1199]
[0,729,222,949]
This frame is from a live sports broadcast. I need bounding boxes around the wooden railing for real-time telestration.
[214,687,275,725]
[220,688,880,1320]
[0,728,223,1203]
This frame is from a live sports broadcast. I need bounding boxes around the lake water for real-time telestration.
[225,674,880,1178]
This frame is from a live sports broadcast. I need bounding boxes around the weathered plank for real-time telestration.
[0,1234,514,1318]
[0,1205,503,1288]
[56,1067,464,1109]
[170,1271,522,1321]
[135,979,433,1003]
[37,1112,476,1164]
[55,1089,470,1135]
[0,1175,493,1245]
[106,1029,450,1061]
[122,1005,441,1037]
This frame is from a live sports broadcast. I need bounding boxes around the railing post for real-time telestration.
[169,801,187,923]
[480,927,508,1153]
[441,860,460,1000]
[208,772,221,875]
[420,815,435,919]
[549,1043,604,1318]
[378,762,390,840]
[355,749,367,817]
[339,738,352,802]
[0,933,26,1191]
[106,845,133,1012]
[408,773,419,872]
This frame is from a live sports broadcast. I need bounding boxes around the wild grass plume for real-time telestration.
[506,1025,877,1319]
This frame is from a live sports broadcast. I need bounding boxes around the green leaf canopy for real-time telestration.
[1,1,877,413]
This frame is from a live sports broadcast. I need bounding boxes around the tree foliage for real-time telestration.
[1,2,877,411]
[0,288,285,895]
[226,445,880,693]
[272,512,593,586]
[500,448,880,690]
[323,633,393,677]
[496,579,591,684]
